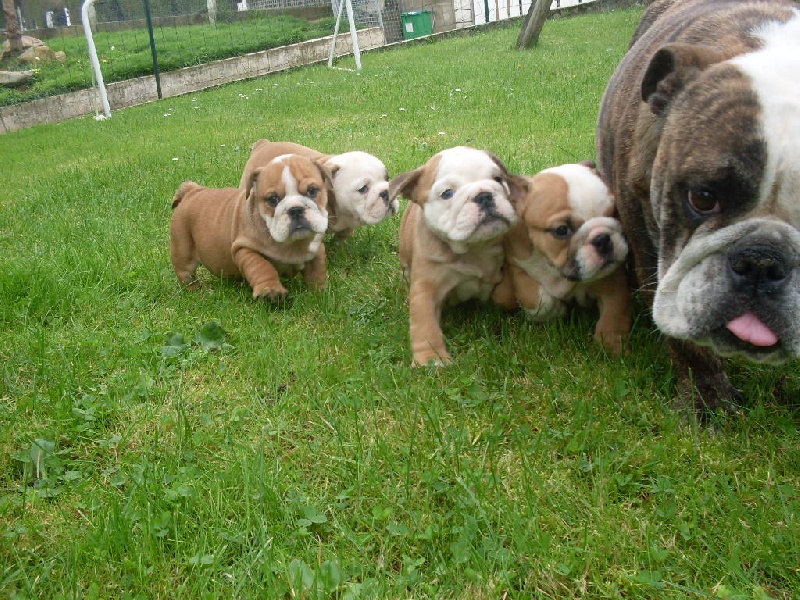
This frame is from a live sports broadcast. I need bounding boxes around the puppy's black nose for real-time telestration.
[728,245,790,293]
[380,190,390,205]
[474,192,495,209]
[592,233,613,256]
[287,206,305,220]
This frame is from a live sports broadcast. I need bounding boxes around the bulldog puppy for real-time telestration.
[596,0,800,409]
[240,139,398,238]
[170,154,330,301]
[393,146,526,366]
[492,162,632,354]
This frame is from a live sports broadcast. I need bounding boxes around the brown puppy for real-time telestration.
[493,162,631,354]
[170,154,330,301]
[240,140,398,239]
[597,0,800,409]
[393,146,526,366]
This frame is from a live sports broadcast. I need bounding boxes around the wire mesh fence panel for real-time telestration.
[1,0,357,107]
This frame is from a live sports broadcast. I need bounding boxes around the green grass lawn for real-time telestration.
[0,13,338,106]
[1,7,799,598]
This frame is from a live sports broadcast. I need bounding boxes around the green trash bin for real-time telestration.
[401,10,434,40]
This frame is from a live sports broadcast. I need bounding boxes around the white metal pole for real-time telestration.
[81,0,111,119]
[344,0,361,70]
[328,0,346,67]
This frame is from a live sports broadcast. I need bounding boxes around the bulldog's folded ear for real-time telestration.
[506,174,530,210]
[313,159,336,195]
[389,168,425,204]
[641,44,726,116]
[246,167,263,201]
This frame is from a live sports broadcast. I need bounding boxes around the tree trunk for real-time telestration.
[2,0,23,54]
[517,0,551,49]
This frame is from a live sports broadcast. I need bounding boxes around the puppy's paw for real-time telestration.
[523,292,566,322]
[411,351,451,368]
[254,285,288,303]
[594,328,627,355]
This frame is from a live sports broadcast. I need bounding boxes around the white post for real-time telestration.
[207,0,217,25]
[327,0,345,68]
[344,0,361,70]
[82,0,111,119]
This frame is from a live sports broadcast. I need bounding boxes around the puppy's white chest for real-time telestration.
[447,248,504,304]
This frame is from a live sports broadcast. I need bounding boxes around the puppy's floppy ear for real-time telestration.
[318,156,340,190]
[642,43,725,117]
[389,167,425,204]
[246,167,263,201]
[506,174,530,210]
[312,160,335,207]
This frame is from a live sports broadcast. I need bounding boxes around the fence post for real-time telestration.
[143,0,162,99]
[81,0,111,118]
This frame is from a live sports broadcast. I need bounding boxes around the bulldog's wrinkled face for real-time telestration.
[521,164,628,283]
[396,146,519,253]
[326,151,398,229]
[248,154,329,244]
[649,24,800,364]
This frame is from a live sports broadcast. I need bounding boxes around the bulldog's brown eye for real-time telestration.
[493,176,503,184]
[551,224,573,240]
[265,194,280,207]
[687,189,720,215]
[358,185,368,194]
[307,186,319,199]
[441,189,455,200]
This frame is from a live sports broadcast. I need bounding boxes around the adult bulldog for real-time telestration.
[596,0,800,410]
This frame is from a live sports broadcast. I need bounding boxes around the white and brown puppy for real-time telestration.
[393,146,526,366]
[493,162,632,354]
[240,139,398,238]
[170,154,330,301]
[596,0,800,409]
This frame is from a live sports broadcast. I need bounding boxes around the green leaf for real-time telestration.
[195,321,228,351]
[161,332,188,357]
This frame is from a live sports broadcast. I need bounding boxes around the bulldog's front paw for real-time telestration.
[593,326,627,355]
[411,350,451,368]
[522,290,566,322]
[669,339,743,414]
[254,284,288,303]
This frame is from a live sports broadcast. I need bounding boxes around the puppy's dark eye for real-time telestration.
[307,186,319,199]
[441,189,455,200]
[493,176,504,184]
[358,185,368,194]
[687,189,720,215]
[265,194,280,207]
[551,224,573,240]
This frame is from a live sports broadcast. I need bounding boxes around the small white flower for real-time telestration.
[399,107,406,111]
[172,157,179,161]
[380,114,387,119]
[438,131,446,136]
[110,45,115,51]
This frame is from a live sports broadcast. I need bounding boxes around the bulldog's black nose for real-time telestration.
[474,192,495,209]
[728,245,790,293]
[592,233,613,256]
[287,206,305,220]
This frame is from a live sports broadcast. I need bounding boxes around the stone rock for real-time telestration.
[18,45,65,65]
[0,70,35,86]
[1,36,45,61]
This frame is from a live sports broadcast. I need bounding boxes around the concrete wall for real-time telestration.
[0,27,385,134]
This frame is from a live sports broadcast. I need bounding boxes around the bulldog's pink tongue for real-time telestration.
[726,312,778,347]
